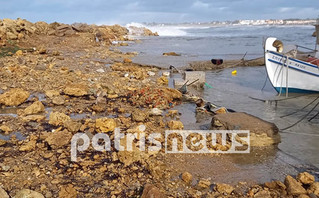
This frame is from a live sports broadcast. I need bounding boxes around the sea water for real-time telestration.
[121,24,316,67]
[119,24,319,168]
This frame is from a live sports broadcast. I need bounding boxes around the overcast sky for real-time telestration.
[0,0,318,25]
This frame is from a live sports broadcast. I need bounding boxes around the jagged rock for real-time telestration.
[45,129,72,149]
[211,112,281,146]
[22,115,45,122]
[0,88,30,106]
[131,109,148,122]
[167,120,184,130]
[34,64,47,71]
[58,184,77,198]
[49,112,71,126]
[64,84,88,96]
[128,26,158,36]
[254,190,271,198]
[71,23,92,32]
[123,58,132,63]
[163,52,181,56]
[19,140,36,151]
[52,96,65,105]
[52,50,60,56]
[157,76,168,85]
[91,104,106,112]
[285,175,307,196]
[297,172,315,185]
[0,140,7,146]
[15,50,23,56]
[23,101,45,115]
[143,28,158,36]
[17,33,24,39]
[264,180,286,190]
[309,182,319,196]
[214,107,228,114]
[167,110,179,117]
[297,195,311,198]
[141,184,164,198]
[38,48,47,54]
[34,21,49,34]
[0,125,12,134]
[117,150,146,167]
[161,88,182,100]
[215,183,234,194]
[197,178,211,189]
[45,90,60,99]
[107,94,118,99]
[95,118,116,133]
[0,187,9,198]
[64,120,81,132]
[13,189,44,198]
[56,24,70,31]
[182,172,193,184]
[6,32,17,40]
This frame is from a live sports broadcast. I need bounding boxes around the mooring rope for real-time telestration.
[308,111,319,122]
[249,94,307,103]
[280,100,319,131]
[280,96,319,118]
[280,130,319,137]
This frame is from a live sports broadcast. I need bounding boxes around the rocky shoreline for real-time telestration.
[0,18,319,197]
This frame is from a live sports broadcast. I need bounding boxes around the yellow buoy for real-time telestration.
[232,70,237,75]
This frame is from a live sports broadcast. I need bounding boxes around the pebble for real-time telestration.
[147,71,155,76]
[162,71,170,77]
[149,108,163,116]
[96,68,105,73]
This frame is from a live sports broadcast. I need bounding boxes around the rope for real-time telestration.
[261,76,268,91]
[280,100,319,131]
[280,130,319,137]
[278,55,285,96]
[285,56,289,98]
[249,94,307,103]
[308,111,319,122]
[280,96,319,118]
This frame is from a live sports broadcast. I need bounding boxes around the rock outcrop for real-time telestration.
[0,18,157,47]
[211,112,281,146]
[0,88,30,106]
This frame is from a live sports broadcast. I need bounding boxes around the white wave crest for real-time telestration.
[125,22,188,37]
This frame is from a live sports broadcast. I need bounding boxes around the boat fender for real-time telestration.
[272,40,283,53]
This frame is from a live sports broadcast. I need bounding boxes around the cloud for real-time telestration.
[279,7,294,13]
[0,0,318,24]
[192,1,210,9]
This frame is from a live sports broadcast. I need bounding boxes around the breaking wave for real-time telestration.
[125,22,189,37]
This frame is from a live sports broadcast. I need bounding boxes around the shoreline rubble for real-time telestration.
[0,18,318,197]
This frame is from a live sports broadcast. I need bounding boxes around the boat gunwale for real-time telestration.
[267,50,319,69]
[267,58,319,78]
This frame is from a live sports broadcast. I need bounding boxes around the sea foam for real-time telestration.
[125,22,189,36]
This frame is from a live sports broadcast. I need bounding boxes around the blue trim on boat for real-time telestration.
[268,59,319,77]
[274,87,319,93]
[268,51,318,69]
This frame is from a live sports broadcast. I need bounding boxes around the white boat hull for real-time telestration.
[264,37,319,93]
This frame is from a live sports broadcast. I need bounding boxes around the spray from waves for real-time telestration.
[125,22,189,36]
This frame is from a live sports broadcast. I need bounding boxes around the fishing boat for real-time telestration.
[264,21,319,93]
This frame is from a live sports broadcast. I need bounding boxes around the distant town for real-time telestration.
[224,19,316,25]
[146,19,318,26]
